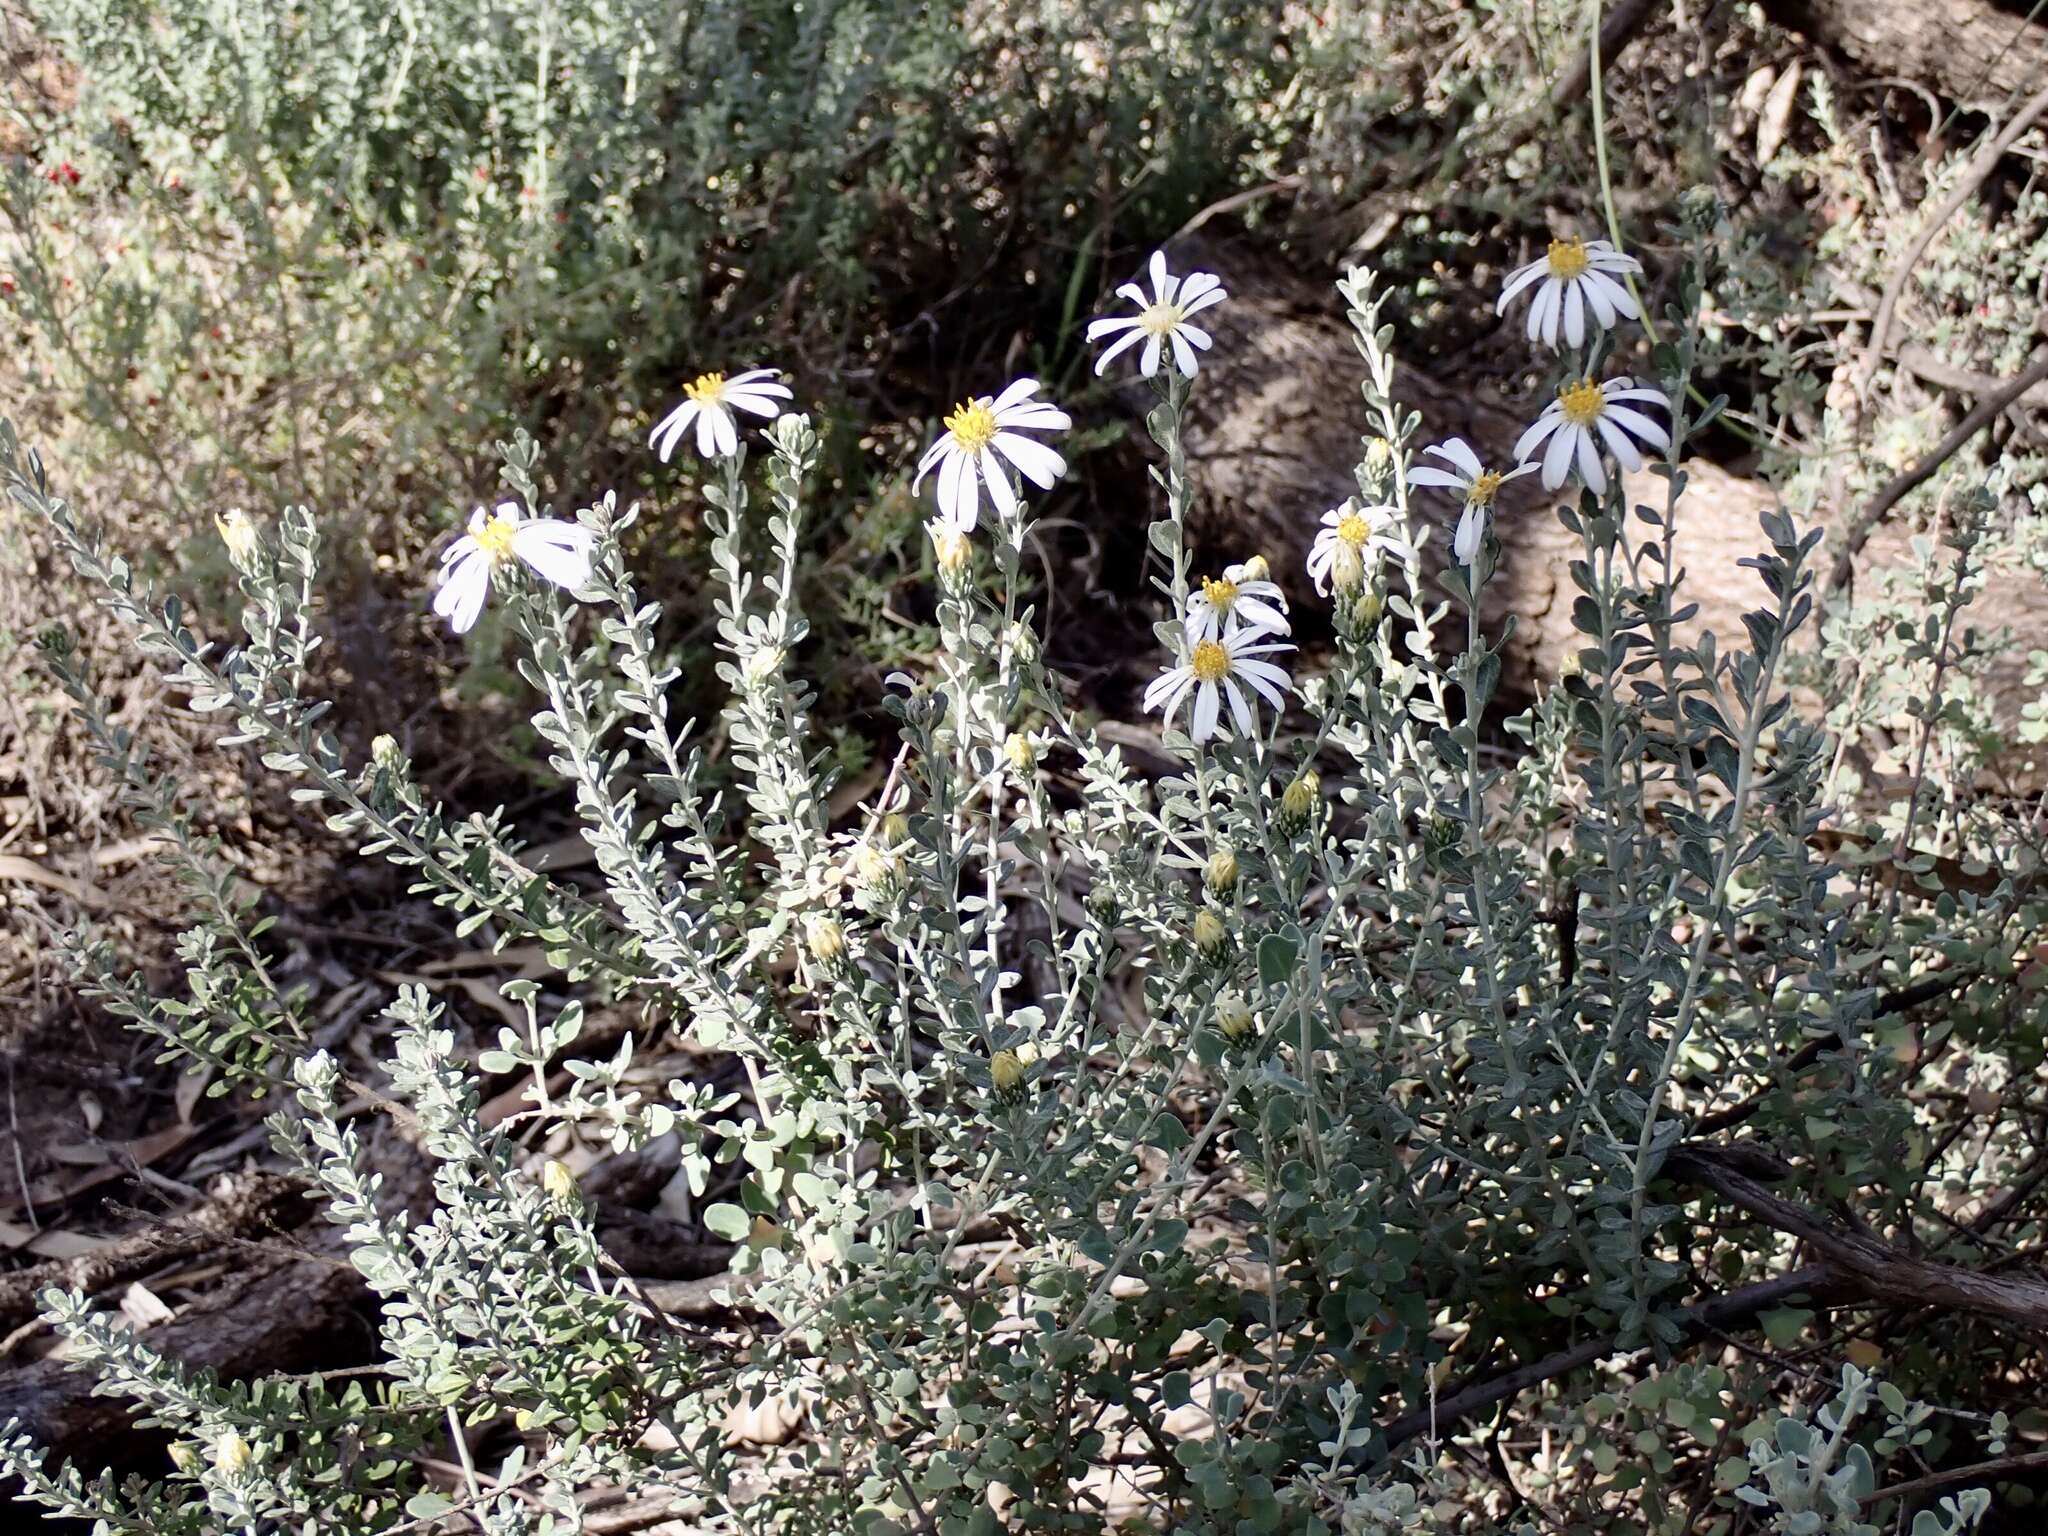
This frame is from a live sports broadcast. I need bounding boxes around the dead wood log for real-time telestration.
[1762,0,2048,112]
[1146,234,2047,756]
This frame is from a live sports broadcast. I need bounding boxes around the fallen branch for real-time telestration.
[1861,1447,2048,1509]
[1665,1146,2048,1330]
[1828,347,2048,590]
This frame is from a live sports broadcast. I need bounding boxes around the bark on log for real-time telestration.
[1762,0,2048,112]
[1149,234,2046,751]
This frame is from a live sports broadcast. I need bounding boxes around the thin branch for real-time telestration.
[1861,1448,2048,1509]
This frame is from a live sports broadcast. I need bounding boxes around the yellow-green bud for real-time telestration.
[542,1158,578,1204]
[1364,436,1393,470]
[1328,541,1364,594]
[213,1431,253,1481]
[742,644,784,688]
[1004,732,1036,774]
[1278,771,1320,835]
[1240,554,1271,583]
[370,733,403,772]
[930,522,971,577]
[1351,590,1383,630]
[1559,650,1585,681]
[215,507,260,565]
[1205,846,1238,897]
[167,1441,200,1475]
[990,1047,1026,1099]
[1215,991,1255,1044]
[1008,621,1039,666]
[878,811,911,849]
[805,914,848,968]
[1191,909,1229,961]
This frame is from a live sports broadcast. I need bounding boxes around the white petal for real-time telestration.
[992,431,1065,488]
[694,406,720,459]
[1192,682,1220,743]
[1222,677,1254,737]
[441,533,479,568]
[1597,417,1643,473]
[1179,323,1213,350]
[1093,326,1146,375]
[913,437,949,490]
[994,400,1070,431]
[1587,268,1640,318]
[514,521,596,588]
[979,449,1017,521]
[1576,430,1607,494]
[1179,271,1221,303]
[435,554,492,634]
[1180,286,1226,317]
[1148,250,1172,305]
[1602,403,1670,450]
[1583,274,1618,329]
[1115,281,1148,307]
[1515,411,1561,464]
[650,401,697,462]
[1496,258,1549,312]
[1087,316,1139,340]
[990,378,1040,411]
[727,390,785,418]
[1170,330,1198,375]
[938,447,970,526]
[712,405,739,456]
[1140,334,1162,377]
[1455,502,1483,565]
[1407,467,1469,491]
[1563,282,1586,347]
[1530,281,1561,348]
[1541,425,1577,490]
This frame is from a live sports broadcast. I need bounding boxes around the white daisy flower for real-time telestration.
[1143,626,1293,746]
[1514,375,1672,495]
[1185,556,1287,641]
[433,501,596,635]
[1306,500,1409,596]
[1496,236,1643,350]
[1406,437,1538,566]
[1085,250,1227,377]
[649,368,792,462]
[913,377,1070,532]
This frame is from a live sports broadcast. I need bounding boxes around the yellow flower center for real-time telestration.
[1335,512,1370,549]
[683,371,726,403]
[945,399,999,453]
[1546,237,1590,280]
[1190,638,1230,684]
[474,511,520,564]
[1139,300,1186,337]
[1201,575,1238,611]
[1558,378,1606,427]
[1467,470,1505,507]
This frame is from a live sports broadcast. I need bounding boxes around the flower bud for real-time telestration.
[990,1047,1026,1099]
[742,644,784,688]
[1190,909,1229,962]
[1239,554,1271,583]
[215,507,260,566]
[1558,650,1584,681]
[213,1431,253,1481]
[1350,590,1383,631]
[855,842,902,892]
[168,1441,200,1474]
[1328,541,1364,594]
[930,521,972,577]
[1364,436,1393,470]
[878,811,910,849]
[1277,771,1320,836]
[805,914,848,969]
[1004,732,1036,775]
[1215,991,1255,1044]
[542,1158,578,1204]
[370,733,403,772]
[1007,621,1039,666]
[1429,813,1462,850]
[1205,846,1238,897]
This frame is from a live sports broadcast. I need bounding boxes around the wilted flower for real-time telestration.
[1515,376,1672,494]
[215,507,261,566]
[213,1432,253,1481]
[805,914,848,968]
[1406,437,1537,565]
[649,368,792,461]
[1307,501,1407,596]
[1185,559,1288,641]
[1496,236,1643,349]
[433,502,596,635]
[913,378,1070,532]
[1085,250,1226,377]
[1143,627,1293,745]
[541,1159,579,1204]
